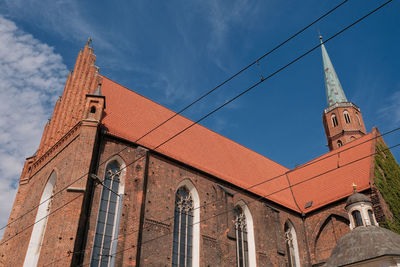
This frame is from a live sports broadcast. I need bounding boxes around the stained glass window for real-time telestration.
[91,161,123,267]
[235,206,249,267]
[172,187,194,267]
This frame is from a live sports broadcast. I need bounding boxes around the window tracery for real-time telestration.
[172,187,194,267]
[284,221,300,267]
[91,161,124,267]
[235,206,249,267]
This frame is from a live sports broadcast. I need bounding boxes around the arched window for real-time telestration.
[343,110,351,124]
[234,201,256,267]
[235,206,248,267]
[23,171,57,267]
[356,113,361,126]
[284,221,300,267]
[172,187,193,267]
[352,210,363,227]
[337,140,343,147]
[172,180,200,267]
[368,210,375,226]
[91,159,125,267]
[331,114,338,127]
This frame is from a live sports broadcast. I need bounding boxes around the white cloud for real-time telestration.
[0,16,68,237]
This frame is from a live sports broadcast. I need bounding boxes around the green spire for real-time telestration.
[320,36,348,106]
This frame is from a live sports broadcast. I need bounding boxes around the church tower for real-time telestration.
[320,36,366,151]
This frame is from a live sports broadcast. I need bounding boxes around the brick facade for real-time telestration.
[1,44,395,267]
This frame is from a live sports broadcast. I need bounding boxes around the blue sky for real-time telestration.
[0,0,399,231]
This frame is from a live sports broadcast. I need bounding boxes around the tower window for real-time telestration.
[368,210,375,226]
[352,210,363,227]
[356,113,361,126]
[235,206,249,267]
[172,187,194,267]
[90,106,96,113]
[331,114,338,127]
[343,111,351,124]
[337,140,343,147]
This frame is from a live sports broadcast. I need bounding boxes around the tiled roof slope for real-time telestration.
[288,132,375,212]
[100,75,375,213]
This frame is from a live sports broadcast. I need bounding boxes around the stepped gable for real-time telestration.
[100,75,375,213]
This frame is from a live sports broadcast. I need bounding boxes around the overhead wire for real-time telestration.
[75,142,400,266]
[35,0,398,264]
[43,126,400,266]
[2,0,395,255]
[0,0,350,233]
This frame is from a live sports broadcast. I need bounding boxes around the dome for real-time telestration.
[345,192,371,208]
[323,226,400,267]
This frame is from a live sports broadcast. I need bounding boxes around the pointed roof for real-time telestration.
[320,36,348,107]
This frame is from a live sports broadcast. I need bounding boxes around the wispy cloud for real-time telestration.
[378,86,400,127]
[0,0,113,50]
[0,16,68,237]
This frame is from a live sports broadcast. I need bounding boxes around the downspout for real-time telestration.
[135,149,150,265]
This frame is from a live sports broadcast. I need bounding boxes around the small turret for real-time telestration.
[345,184,377,230]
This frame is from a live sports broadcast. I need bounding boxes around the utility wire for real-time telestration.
[43,127,400,266]
[2,0,394,253]
[75,142,400,266]
[0,0,350,232]
[40,0,398,263]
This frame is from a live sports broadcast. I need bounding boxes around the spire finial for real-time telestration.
[352,182,357,193]
[318,30,323,44]
[87,37,93,47]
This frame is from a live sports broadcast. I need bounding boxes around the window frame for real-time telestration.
[331,114,338,127]
[343,110,351,124]
[90,156,125,267]
[172,179,200,267]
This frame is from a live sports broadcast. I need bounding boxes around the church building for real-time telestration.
[1,38,399,266]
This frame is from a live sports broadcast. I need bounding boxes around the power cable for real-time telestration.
[43,127,400,266]
[0,0,350,232]
[3,0,395,263]
[75,142,400,266]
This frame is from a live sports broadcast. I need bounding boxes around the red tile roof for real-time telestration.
[100,75,375,213]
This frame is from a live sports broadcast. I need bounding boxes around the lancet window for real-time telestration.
[235,206,249,267]
[91,160,124,267]
[284,221,300,267]
[331,114,338,127]
[356,113,361,125]
[172,187,194,267]
[23,171,57,267]
[344,110,351,124]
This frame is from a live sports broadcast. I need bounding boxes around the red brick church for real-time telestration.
[1,39,399,266]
